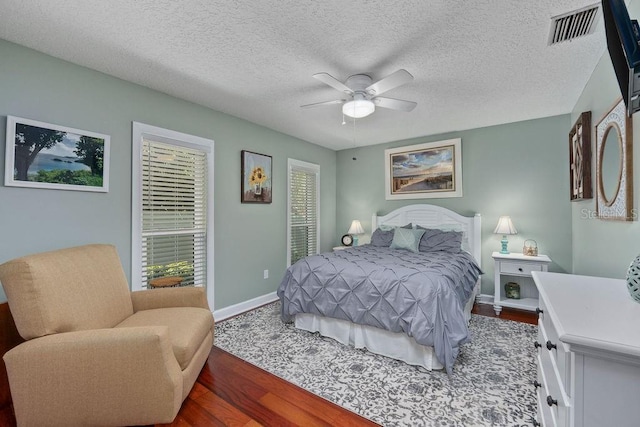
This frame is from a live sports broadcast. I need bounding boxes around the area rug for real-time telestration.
[214,302,537,426]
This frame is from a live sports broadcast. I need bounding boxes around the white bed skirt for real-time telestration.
[293,281,479,371]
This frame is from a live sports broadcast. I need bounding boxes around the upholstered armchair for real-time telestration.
[0,244,214,426]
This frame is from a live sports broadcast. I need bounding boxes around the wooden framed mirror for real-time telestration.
[596,98,633,221]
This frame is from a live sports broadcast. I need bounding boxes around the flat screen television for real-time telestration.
[602,0,640,116]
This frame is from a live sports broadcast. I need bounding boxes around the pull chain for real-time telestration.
[352,114,356,147]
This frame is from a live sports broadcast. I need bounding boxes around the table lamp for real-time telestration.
[494,216,517,254]
[347,220,365,246]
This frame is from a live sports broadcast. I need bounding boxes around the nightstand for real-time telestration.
[333,246,348,251]
[492,252,551,315]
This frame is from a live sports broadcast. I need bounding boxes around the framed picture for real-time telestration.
[241,150,272,203]
[569,111,592,201]
[385,138,462,200]
[5,116,110,192]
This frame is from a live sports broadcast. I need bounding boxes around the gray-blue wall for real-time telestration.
[335,115,572,295]
[570,0,640,278]
[5,25,620,306]
[0,39,337,307]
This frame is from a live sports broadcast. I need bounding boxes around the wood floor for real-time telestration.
[0,303,537,426]
[471,301,538,325]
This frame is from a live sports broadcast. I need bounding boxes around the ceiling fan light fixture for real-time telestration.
[342,99,375,118]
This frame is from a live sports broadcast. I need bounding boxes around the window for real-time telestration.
[287,159,320,266]
[132,123,214,304]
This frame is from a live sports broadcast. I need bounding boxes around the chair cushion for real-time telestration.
[0,244,134,340]
[115,307,213,370]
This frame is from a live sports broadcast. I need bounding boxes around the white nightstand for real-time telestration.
[333,246,349,251]
[492,251,551,315]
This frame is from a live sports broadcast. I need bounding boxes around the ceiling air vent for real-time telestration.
[548,4,600,45]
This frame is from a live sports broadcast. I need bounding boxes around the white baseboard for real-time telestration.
[475,293,494,305]
[213,291,278,321]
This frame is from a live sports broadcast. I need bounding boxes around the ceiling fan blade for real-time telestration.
[313,73,353,94]
[366,69,414,96]
[300,99,346,109]
[373,97,417,112]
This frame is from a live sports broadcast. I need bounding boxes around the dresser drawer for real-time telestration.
[536,361,554,427]
[539,313,572,393]
[537,375,555,426]
[537,327,570,427]
[500,261,543,276]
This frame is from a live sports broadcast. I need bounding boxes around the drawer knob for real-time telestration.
[546,340,557,351]
[534,341,542,349]
[535,307,544,315]
[518,267,523,272]
[533,380,542,389]
[547,395,558,406]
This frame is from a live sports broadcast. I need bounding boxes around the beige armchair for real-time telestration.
[0,244,214,426]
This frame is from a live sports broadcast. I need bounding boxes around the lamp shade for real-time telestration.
[347,220,365,235]
[342,100,375,118]
[494,216,517,235]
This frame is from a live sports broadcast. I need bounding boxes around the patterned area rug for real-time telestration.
[214,302,537,427]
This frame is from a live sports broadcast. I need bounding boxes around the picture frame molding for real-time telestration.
[384,138,462,200]
[4,116,110,192]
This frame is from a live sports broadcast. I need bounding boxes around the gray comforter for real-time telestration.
[277,245,483,373]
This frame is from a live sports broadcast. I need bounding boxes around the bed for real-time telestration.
[277,204,482,373]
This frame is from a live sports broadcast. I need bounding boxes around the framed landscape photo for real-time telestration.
[385,138,462,200]
[5,116,110,192]
[241,150,272,203]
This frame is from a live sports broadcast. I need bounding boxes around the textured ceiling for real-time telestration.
[0,1,607,150]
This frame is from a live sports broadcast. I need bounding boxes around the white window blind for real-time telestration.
[288,159,320,266]
[141,139,208,288]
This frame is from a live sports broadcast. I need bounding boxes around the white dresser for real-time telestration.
[532,271,640,427]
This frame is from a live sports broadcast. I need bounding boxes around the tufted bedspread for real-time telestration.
[277,245,483,373]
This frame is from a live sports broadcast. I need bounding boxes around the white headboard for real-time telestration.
[372,204,482,267]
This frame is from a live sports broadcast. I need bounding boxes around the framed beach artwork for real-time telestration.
[385,138,462,200]
[241,150,272,203]
[4,116,110,192]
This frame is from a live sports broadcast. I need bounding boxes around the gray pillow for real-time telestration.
[416,225,463,253]
[390,227,426,253]
[370,223,412,247]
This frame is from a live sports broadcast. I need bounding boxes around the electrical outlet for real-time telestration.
[263,269,269,279]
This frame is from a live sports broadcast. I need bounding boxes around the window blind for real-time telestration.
[289,162,319,265]
[141,139,207,288]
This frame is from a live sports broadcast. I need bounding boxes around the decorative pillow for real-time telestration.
[371,223,412,247]
[416,225,463,253]
[431,224,471,253]
[390,227,426,253]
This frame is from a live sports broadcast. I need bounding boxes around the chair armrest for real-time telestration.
[131,286,210,312]
[3,327,183,426]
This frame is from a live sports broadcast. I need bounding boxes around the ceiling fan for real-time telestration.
[301,69,417,119]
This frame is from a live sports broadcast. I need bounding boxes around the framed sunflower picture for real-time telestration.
[241,150,272,203]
